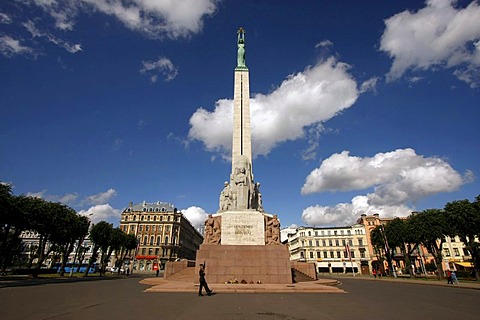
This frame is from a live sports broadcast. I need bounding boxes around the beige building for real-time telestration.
[357,213,475,275]
[120,201,203,271]
[287,224,371,275]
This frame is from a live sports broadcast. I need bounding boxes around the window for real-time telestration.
[344,251,348,258]
[317,251,321,258]
[321,231,325,235]
[350,251,355,258]
[309,240,312,246]
[143,237,147,245]
[330,251,334,258]
[360,249,366,258]
[444,248,451,257]
[165,236,169,244]
[323,252,328,258]
[315,231,318,236]
[141,215,144,221]
[340,230,344,235]
[348,239,353,246]
[149,208,153,212]
[152,226,156,232]
[463,248,470,256]
[157,236,161,245]
[453,248,460,256]
[335,239,339,246]
[308,231,311,236]
[334,231,337,235]
[146,225,149,231]
[336,251,341,258]
[150,236,154,245]
[322,240,326,246]
[167,216,171,221]
[342,239,346,246]
[358,239,363,246]
[329,240,333,246]
[309,252,314,259]
[160,216,163,221]
[139,225,143,231]
[347,230,351,235]
[154,216,157,221]
[143,208,146,212]
[316,240,319,246]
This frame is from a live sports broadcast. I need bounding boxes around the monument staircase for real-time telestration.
[292,268,317,283]
[166,266,196,282]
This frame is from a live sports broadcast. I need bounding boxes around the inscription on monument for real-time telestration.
[221,211,265,245]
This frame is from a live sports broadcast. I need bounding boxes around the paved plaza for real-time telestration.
[1,275,479,320]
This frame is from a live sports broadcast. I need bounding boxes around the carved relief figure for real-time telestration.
[251,182,264,212]
[203,214,214,244]
[265,214,280,245]
[219,181,231,211]
[234,156,252,210]
[213,216,222,244]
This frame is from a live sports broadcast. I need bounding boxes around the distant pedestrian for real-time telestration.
[372,269,377,279]
[446,270,453,284]
[451,271,459,284]
[198,264,212,296]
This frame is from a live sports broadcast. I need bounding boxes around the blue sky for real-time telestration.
[1,0,479,229]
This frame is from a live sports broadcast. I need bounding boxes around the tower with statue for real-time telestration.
[195,28,292,284]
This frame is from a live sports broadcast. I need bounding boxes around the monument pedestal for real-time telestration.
[195,244,292,284]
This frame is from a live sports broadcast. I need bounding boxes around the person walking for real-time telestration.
[451,271,459,284]
[446,270,453,284]
[198,264,212,296]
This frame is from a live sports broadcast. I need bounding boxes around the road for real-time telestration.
[1,276,479,320]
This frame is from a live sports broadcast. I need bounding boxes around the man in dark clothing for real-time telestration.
[198,264,212,296]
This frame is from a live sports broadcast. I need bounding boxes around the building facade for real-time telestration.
[287,224,371,275]
[119,201,203,271]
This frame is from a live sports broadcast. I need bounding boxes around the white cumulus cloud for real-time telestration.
[301,148,473,226]
[302,195,413,227]
[78,204,120,224]
[140,56,178,82]
[25,189,79,205]
[0,35,34,57]
[181,206,209,229]
[381,0,480,87]
[84,188,117,205]
[29,0,218,39]
[188,57,359,158]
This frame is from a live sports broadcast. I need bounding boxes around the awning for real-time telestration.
[454,262,473,268]
[317,261,358,268]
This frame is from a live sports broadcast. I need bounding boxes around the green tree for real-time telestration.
[385,218,416,276]
[15,196,58,275]
[408,209,450,279]
[0,183,27,272]
[85,221,113,277]
[102,227,124,275]
[445,196,480,281]
[55,213,90,276]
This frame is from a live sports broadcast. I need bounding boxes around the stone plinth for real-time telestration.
[220,211,265,245]
[195,244,292,284]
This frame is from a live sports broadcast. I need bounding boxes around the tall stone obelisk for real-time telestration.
[195,28,292,284]
[232,27,252,175]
